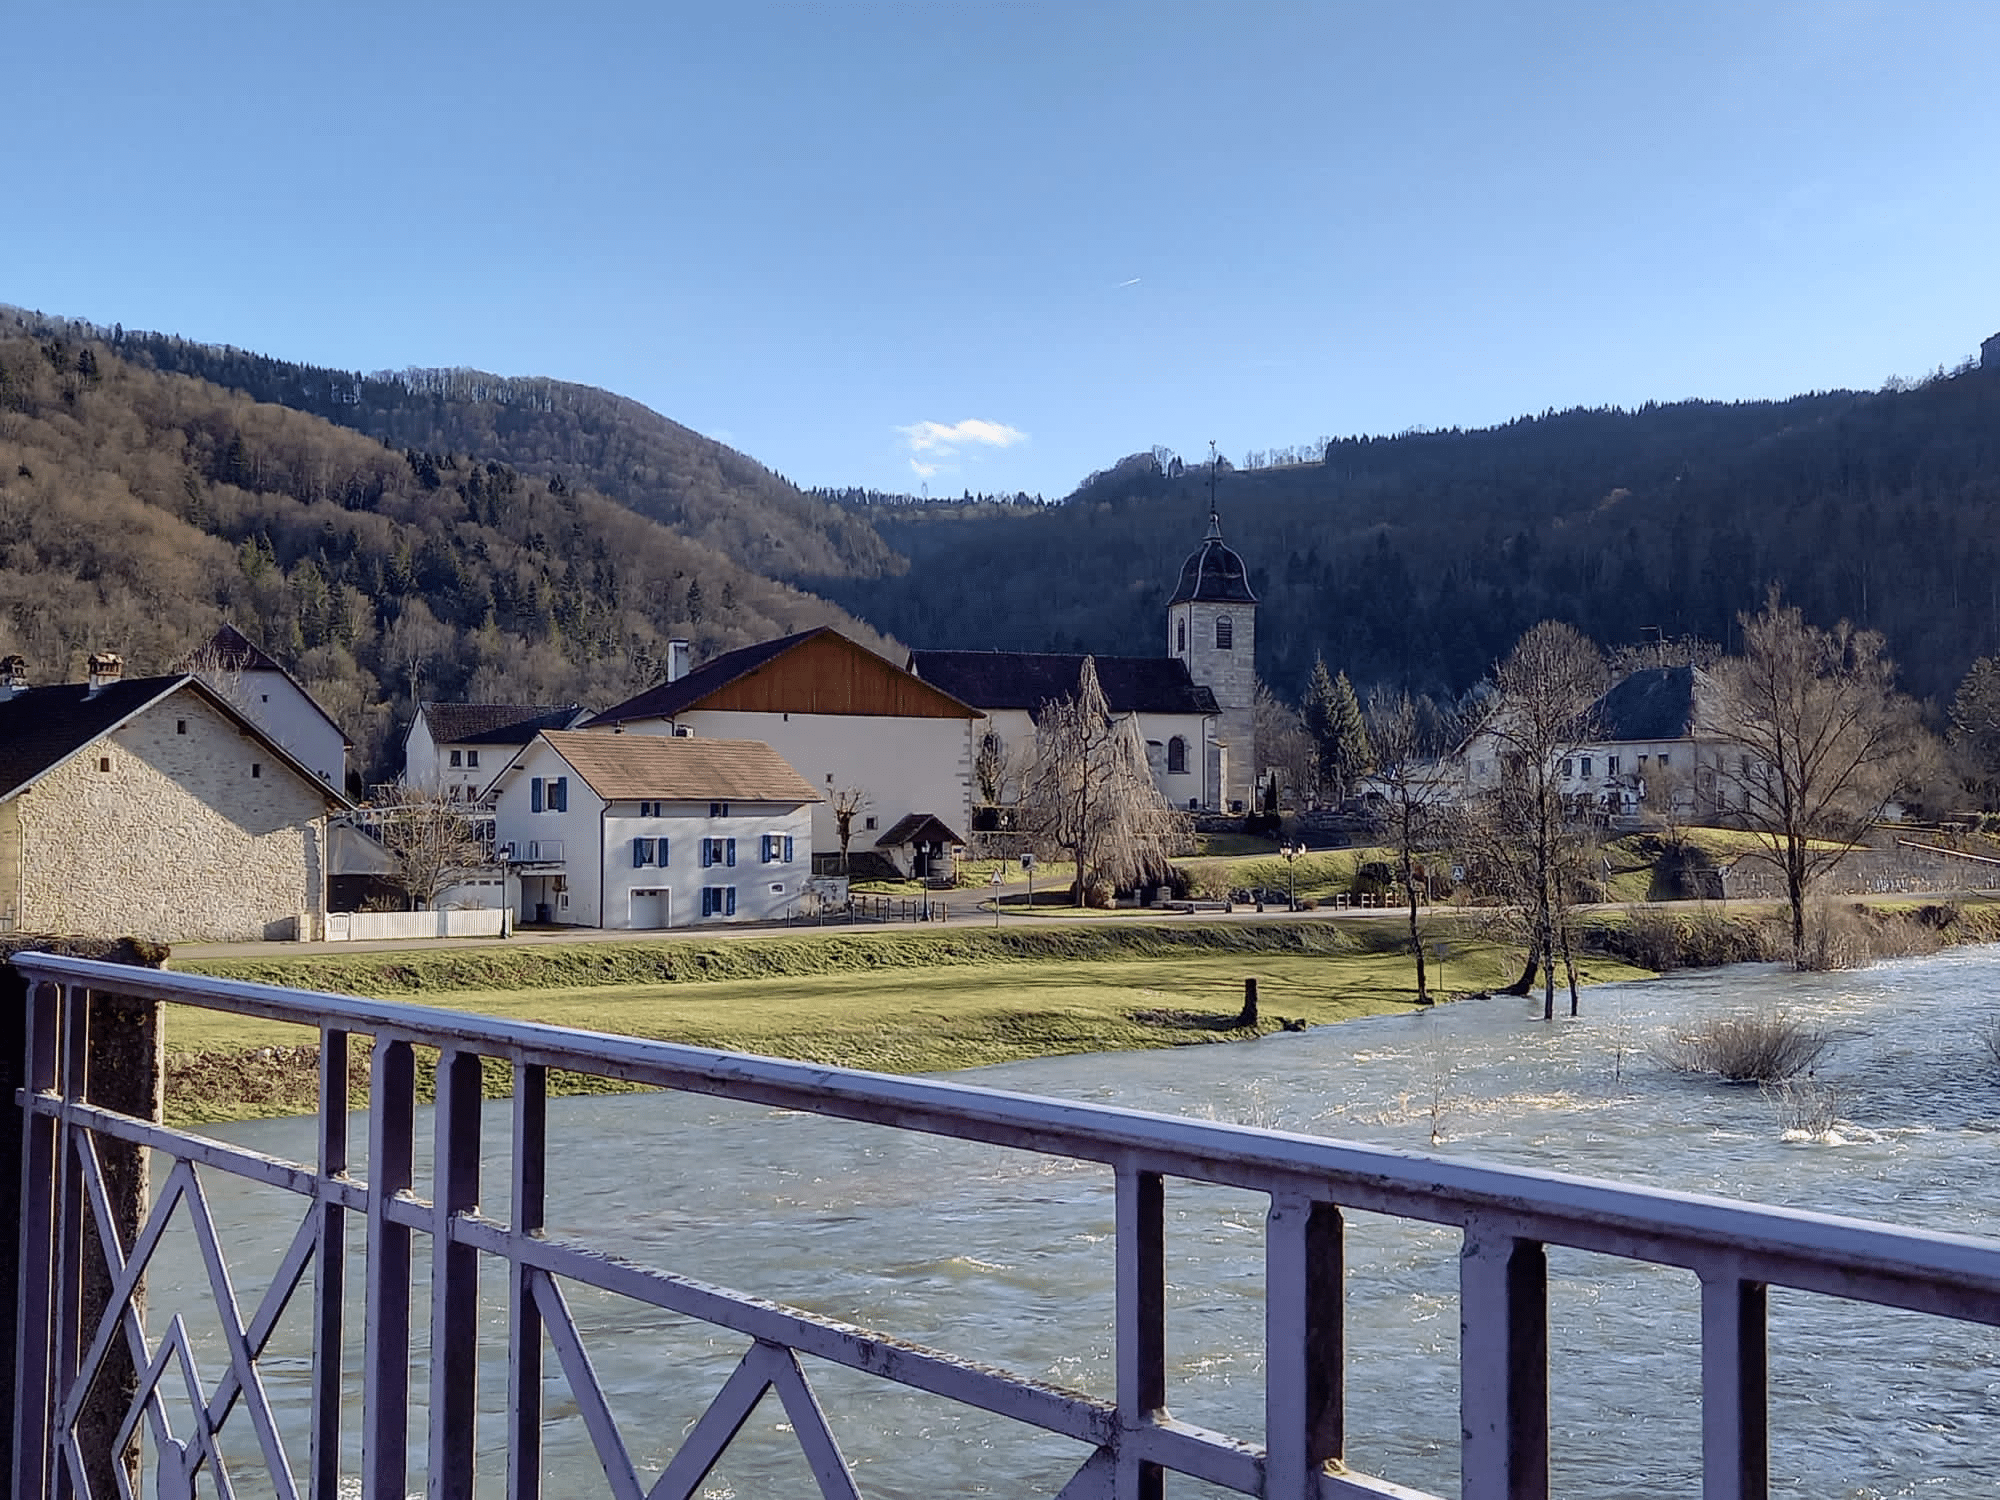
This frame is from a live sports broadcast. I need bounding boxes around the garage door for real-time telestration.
[630,888,670,929]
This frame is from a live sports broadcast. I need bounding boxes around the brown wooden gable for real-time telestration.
[693,633,980,720]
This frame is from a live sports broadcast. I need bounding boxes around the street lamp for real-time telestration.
[1280,840,1306,911]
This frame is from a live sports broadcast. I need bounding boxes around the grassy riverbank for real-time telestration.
[165,919,1642,1124]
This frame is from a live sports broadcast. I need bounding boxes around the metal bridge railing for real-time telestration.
[11,950,2000,1500]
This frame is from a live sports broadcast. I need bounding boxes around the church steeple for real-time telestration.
[1166,495,1257,812]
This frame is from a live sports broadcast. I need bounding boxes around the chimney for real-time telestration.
[86,651,123,697]
[667,639,691,683]
[0,655,25,701]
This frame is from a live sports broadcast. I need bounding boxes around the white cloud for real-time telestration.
[898,418,1028,455]
[908,458,940,478]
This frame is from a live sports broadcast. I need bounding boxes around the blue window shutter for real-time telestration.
[725,887,736,917]
[552,777,567,812]
[700,889,710,917]
[531,779,543,813]
[700,840,711,869]
[660,837,669,867]
[784,835,794,864]
[633,837,646,868]
[725,838,736,867]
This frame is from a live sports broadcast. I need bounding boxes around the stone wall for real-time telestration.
[1182,600,1258,811]
[14,689,326,941]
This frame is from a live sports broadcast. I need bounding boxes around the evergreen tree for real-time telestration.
[1303,656,1373,802]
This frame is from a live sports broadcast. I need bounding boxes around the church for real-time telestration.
[910,510,1259,813]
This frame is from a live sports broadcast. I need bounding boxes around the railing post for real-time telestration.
[1459,1227,1549,1500]
[363,1038,416,1500]
[312,1029,350,1500]
[429,1049,484,1500]
[1265,1195,1343,1496]
[1701,1275,1769,1500]
[52,983,88,1495]
[11,978,61,1500]
[1114,1166,1165,1500]
[508,1063,547,1500]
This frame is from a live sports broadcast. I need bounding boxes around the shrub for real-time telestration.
[1792,902,1874,972]
[1182,860,1233,900]
[1653,1011,1830,1082]
[1598,909,1774,971]
[1764,1079,1845,1137]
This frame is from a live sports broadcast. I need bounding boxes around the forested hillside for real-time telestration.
[813,366,2000,709]
[0,320,887,780]
[5,310,898,584]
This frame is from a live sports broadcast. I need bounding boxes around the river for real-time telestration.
[157,946,2000,1498]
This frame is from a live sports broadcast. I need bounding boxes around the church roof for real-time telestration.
[1168,512,1258,605]
[908,651,1218,717]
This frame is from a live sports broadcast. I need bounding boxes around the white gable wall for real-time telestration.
[239,668,346,788]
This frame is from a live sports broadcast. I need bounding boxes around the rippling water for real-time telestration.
[158,947,2000,1497]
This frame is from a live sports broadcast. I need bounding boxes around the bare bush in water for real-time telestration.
[1653,1011,1830,1082]
[1765,1079,1846,1137]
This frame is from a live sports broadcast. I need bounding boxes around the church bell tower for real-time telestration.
[1167,508,1258,812]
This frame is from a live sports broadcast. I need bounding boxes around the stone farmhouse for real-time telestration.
[185,623,352,790]
[404,701,592,802]
[491,730,820,928]
[582,628,981,871]
[0,653,346,942]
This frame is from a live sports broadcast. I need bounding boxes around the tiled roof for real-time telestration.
[196,623,283,674]
[0,675,348,805]
[874,812,966,849]
[535,731,821,804]
[908,651,1219,717]
[1593,666,1713,743]
[586,632,814,725]
[423,702,589,746]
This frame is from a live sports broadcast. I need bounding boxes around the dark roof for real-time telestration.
[587,631,817,725]
[874,812,966,849]
[1593,665,1708,743]
[421,702,589,746]
[0,675,349,806]
[908,651,1219,717]
[1167,512,1258,605]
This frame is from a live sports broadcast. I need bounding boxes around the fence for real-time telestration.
[12,950,2000,1499]
[324,909,510,943]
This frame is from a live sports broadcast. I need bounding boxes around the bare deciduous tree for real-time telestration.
[1474,620,1607,1019]
[375,784,489,910]
[1024,657,1189,906]
[1366,688,1461,1004]
[1712,588,1920,967]
[973,729,1009,806]
[831,786,871,873]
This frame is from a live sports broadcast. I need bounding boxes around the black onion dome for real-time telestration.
[1168,512,1258,605]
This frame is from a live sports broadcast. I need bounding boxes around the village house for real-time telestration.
[184,623,352,790]
[490,730,819,928]
[403,701,591,802]
[582,628,980,874]
[0,653,345,942]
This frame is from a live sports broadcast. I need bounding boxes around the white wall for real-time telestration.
[632,711,972,851]
[326,909,507,941]
[976,707,1210,809]
[492,739,605,925]
[242,669,347,788]
[404,714,503,802]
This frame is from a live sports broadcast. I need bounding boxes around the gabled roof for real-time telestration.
[420,702,590,746]
[185,624,355,748]
[874,812,966,849]
[1593,665,1714,743]
[526,730,822,804]
[588,627,980,725]
[0,675,351,807]
[908,651,1219,718]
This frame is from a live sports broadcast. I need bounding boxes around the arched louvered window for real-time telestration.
[1215,614,1234,650]
[1176,618,1186,653]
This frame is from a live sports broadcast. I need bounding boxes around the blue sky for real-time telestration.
[8,2,1998,498]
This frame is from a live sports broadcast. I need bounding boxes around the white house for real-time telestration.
[403,701,591,802]
[185,624,352,790]
[490,730,820,929]
[0,652,346,941]
[906,651,1219,811]
[583,628,980,860]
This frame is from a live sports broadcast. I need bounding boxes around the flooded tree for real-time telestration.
[1365,688,1462,1004]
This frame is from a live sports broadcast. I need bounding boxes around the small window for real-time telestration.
[251,763,262,779]
[1167,736,1188,775]
[260,693,269,703]
[450,750,463,767]
[1560,759,1573,779]
[709,801,730,818]
[864,816,877,831]
[98,756,111,773]
[1608,756,1620,776]
[1637,754,1648,769]
[632,837,654,868]
[1215,614,1233,650]
[176,720,187,735]
[1580,757,1592,778]
[466,750,479,768]
[1176,618,1186,653]
[1657,753,1671,770]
